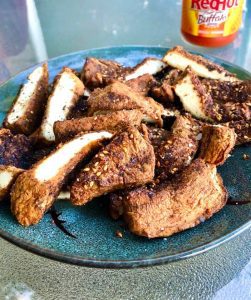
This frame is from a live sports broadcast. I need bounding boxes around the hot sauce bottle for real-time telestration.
[181,0,245,47]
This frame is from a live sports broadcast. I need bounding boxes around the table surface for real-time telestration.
[0,1,251,299]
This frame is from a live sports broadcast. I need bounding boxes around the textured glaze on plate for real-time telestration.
[0,46,250,268]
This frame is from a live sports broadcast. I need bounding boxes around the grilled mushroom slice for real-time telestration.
[87,81,164,126]
[80,57,127,90]
[71,127,155,205]
[199,125,236,165]
[163,46,238,81]
[32,67,85,144]
[4,63,49,135]
[174,67,215,121]
[54,110,144,142]
[11,131,113,226]
[125,58,167,81]
[124,159,227,238]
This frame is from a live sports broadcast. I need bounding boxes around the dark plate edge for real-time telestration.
[0,217,251,269]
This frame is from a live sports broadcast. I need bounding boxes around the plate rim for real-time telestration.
[0,45,250,268]
[0,214,251,268]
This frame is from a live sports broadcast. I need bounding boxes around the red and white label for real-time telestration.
[191,0,239,11]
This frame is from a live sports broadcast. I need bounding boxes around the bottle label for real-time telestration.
[182,0,244,38]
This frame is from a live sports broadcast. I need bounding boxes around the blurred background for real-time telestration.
[0,0,250,84]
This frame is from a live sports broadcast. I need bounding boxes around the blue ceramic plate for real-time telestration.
[0,46,250,268]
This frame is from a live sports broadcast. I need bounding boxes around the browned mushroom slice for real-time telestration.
[125,58,167,80]
[174,67,215,121]
[71,127,155,205]
[123,159,227,238]
[163,46,238,81]
[87,81,164,126]
[199,125,236,165]
[4,64,49,135]
[125,74,156,96]
[32,67,85,144]
[11,131,113,226]
[80,57,128,90]
[155,115,200,179]
[54,110,144,142]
